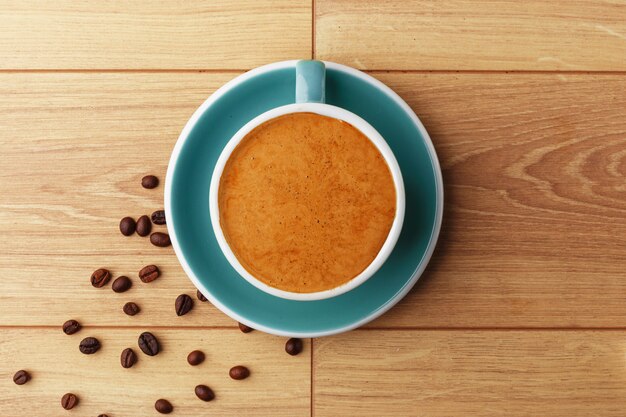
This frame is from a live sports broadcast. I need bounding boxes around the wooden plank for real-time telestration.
[314,330,626,416]
[0,255,238,326]
[367,72,626,327]
[0,72,240,326]
[1,73,625,328]
[0,73,233,243]
[0,328,310,416]
[316,0,626,70]
[0,0,311,69]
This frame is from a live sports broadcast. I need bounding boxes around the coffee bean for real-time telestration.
[187,350,205,366]
[155,398,173,414]
[196,289,207,302]
[238,322,254,333]
[142,175,159,189]
[98,414,109,417]
[61,393,78,410]
[112,276,132,293]
[151,210,166,225]
[285,338,303,356]
[136,215,151,236]
[139,264,160,283]
[123,302,140,316]
[79,337,101,354]
[150,232,171,247]
[13,370,30,385]
[120,347,137,368]
[175,294,193,316]
[62,319,81,335]
[229,365,250,380]
[138,332,160,356]
[91,268,111,288]
[195,385,215,402]
[119,216,136,236]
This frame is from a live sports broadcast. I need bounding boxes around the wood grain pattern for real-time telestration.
[316,0,626,70]
[2,73,624,328]
[367,72,626,327]
[314,330,626,416]
[0,0,311,69]
[0,329,310,417]
[0,255,238,326]
[0,72,240,326]
[1,2,626,416]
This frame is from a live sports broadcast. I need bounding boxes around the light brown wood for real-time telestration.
[2,2,626,415]
[316,0,626,70]
[0,0,311,69]
[314,330,626,416]
[0,72,240,326]
[1,73,624,328]
[365,72,626,328]
[0,329,310,416]
[0,255,238,326]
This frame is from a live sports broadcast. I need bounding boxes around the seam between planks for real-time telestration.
[1,69,626,75]
[0,68,247,73]
[2,325,626,331]
[310,337,315,417]
[312,0,316,59]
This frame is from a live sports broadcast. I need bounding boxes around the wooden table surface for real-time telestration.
[1,1,625,416]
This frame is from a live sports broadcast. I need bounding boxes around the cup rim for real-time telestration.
[209,103,406,301]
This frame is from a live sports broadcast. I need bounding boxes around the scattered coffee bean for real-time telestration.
[151,210,166,225]
[195,385,215,402]
[119,216,136,236]
[187,350,205,366]
[139,265,160,283]
[155,399,173,414]
[175,294,193,316]
[123,302,140,316]
[229,365,250,380]
[142,175,159,189]
[120,347,137,369]
[98,414,109,417]
[91,268,111,288]
[62,319,81,335]
[79,337,101,354]
[112,276,132,293]
[13,370,31,385]
[136,215,151,237]
[238,322,254,333]
[138,332,160,356]
[196,289,207,302]
[61,393,78,410]
[285,338,303,356]
[150,232,171,247]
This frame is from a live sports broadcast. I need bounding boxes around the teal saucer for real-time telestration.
[165,61,443,337]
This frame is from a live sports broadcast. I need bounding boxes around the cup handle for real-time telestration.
[296,60,326,104]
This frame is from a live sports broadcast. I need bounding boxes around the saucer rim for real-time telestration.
[165,60,444,337]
